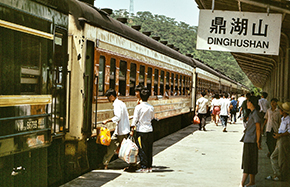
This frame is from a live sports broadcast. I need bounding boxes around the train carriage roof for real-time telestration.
[54,0,195,68]
[194,59,242,87]
[47,0,248,90]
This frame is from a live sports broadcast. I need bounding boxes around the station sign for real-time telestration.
[197,10,282,55]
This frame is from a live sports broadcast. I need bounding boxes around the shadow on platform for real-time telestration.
[61,171,121,187]
[61,124,196,187]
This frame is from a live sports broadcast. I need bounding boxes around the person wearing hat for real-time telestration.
[266,101,290,181]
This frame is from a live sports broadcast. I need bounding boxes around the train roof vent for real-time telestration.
[173,47,179,51]
[142,31,152,36]
[152,36,160,41]
[167,44,174,48]
[186,54,193,58]
[101,8,113,15]
[131,25,141,31]
[160,41,168,45]
[117,18,128,24]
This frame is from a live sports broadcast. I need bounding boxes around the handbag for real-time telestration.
[118,136,139,164]
[96,127,111,146]
[193,115,200,124]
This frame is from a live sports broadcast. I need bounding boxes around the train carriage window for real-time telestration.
[186,76,189,95]
[154,69,159,95]
[98,56,105,96]
[119,60,127,96]
[130,63,136,96]
[109,58,116,89]
[179,75,182,95]
[147,67,152,94]
[166,72,169,86]
[0,6,53,95]
[139,65,145,86]
[171,73,174,95]
[198,79,201,92]
[183,76,186,95]
[0,8,68,137]
[160,71,164,95]
[175,74,178,95]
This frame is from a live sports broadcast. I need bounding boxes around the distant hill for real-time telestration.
[111,10,253,88]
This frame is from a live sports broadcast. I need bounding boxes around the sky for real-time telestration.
[94,0,200,26]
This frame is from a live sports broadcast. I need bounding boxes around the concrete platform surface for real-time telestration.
[61,120,290,187]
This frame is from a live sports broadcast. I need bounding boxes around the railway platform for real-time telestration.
[61,120,290,187]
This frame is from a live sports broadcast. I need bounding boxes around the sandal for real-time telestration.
[265,175,272,180]
[265,175,280,181]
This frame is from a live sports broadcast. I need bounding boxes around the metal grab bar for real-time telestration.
[0,113,50,121]
[0,128,50,140]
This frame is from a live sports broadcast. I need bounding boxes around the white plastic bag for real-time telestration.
[118,136,139,164]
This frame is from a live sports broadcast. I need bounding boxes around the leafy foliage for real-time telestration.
[111,10,253,88]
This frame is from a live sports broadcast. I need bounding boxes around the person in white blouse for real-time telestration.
[266,101,290,181]
[258,92,270,129]
[131,88,154,173]
[102,89,130,169]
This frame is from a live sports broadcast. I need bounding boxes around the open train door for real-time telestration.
[83,41,95,136]
[84,41,101,169]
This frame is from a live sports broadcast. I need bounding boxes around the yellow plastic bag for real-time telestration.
[96,127,111,146]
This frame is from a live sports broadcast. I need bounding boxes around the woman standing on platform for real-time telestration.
[211,94,221,126]
[241,96,262,187]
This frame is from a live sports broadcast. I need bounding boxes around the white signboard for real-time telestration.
[197,10,282,55]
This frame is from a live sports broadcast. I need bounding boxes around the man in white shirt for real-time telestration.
[102,89,130,169]
[267,101,290,181]
[262,98,281,157]
[196,91,209,131]
[219,93,231,132]
[259,92,270,117]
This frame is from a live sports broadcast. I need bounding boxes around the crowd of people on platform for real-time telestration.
[194,90,290,186]
[239,92,290,187]
[99,85,290,183]
[195,91,244,132]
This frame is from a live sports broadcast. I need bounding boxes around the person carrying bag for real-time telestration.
[130,88,155,173]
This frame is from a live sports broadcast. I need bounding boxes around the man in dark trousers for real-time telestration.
[102,89,130,169]
[131,88,154,173]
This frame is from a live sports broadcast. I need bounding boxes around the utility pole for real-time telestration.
[129,0,134,16]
